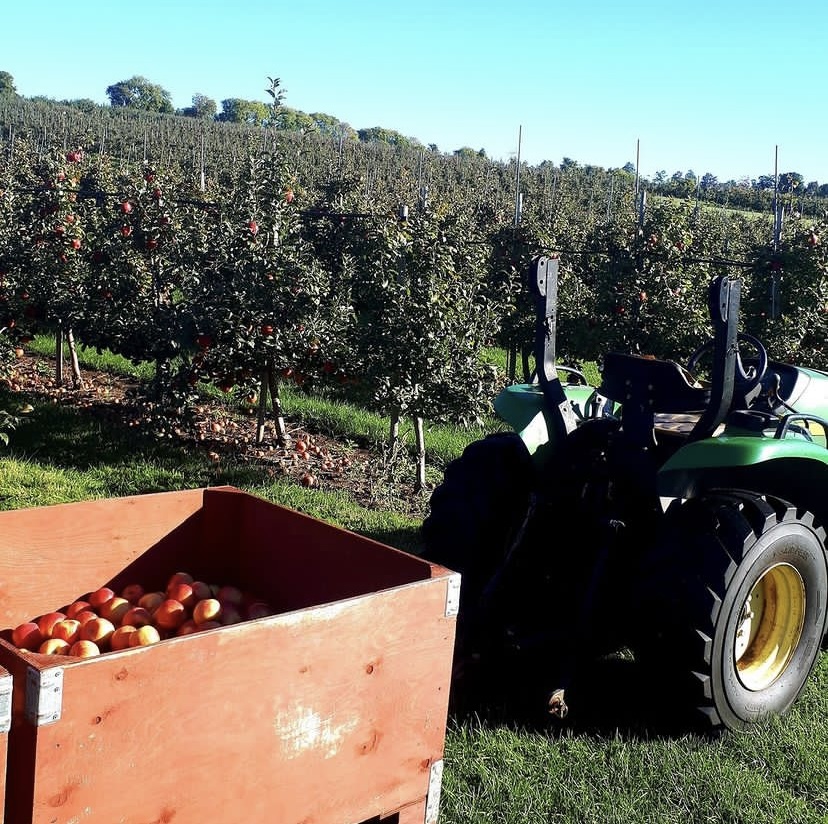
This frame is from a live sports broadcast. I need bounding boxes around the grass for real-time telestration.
[441,690,828,823]
[2,339,828,823]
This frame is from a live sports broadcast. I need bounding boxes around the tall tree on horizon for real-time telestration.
[178,93,216,119]
[105,76,173,113]
[0,71,16,95]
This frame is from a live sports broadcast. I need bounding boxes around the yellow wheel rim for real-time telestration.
[734,563,805,691]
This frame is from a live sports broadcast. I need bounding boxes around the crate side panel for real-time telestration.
[112,488,252,594]
[24,578,455,824]
[202,489,434,611]
[0,489,209,627]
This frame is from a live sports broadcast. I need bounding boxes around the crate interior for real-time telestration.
[110,488,433,614]
[0,487,434,635]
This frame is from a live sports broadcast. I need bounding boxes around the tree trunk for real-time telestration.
[255,368,268,445]
[266,365,288,445]
[153,359,168,402]
[387,411,401,460]
[521,345,534,383]
[66,327,84,389]
[413,415,426,491]
[508,343,521,382]
[55,325,64,388]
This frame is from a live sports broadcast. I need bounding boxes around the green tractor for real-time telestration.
[421,255,828,733]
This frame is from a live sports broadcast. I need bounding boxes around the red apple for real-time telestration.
[191,581,212,601]
[87,586,116,610]
[39,638,71,656]
[166,571,194,591]
[246,601,272,620]
[121,606,154,628]
[65,600,92,619]
[37,611,67,639]
[193,598,222,625]
[167,582,196,609]
[52,619,82,645]
[216,585,243,606]
[99,596,131,625]
[12,621,43,650]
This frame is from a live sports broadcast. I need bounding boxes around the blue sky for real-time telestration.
[4,1,827,183]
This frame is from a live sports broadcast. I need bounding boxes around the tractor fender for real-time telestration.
[658,434,828,527]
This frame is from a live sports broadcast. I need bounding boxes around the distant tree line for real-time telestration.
[0,69,825,202]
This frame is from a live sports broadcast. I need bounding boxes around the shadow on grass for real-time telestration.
[365,525,424,555]
[2,390,267,492]
[2,389,428,545]
[446,648,720,742]
[8,396,180,468]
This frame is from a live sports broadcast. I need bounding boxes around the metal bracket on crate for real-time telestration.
[424,759,444,824]
[445,573,461,618]
[0,672,12,734]
[25,666,64,726]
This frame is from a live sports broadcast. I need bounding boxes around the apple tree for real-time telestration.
[742,214,828,368]
[485,212,558,382]
[75,158,192,409]
[13,145,95,387]
[349,202,500,489]
[180,149,355,444]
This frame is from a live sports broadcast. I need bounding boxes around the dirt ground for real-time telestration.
[3,353,432,521]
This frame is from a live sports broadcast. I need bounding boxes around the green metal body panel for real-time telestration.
[666,431,828,470]
[494,382,597,458]
[495,363,828,507]
[657,432,828,490]
[787,365,828,421]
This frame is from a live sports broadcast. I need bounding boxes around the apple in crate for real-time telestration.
[52,619,82,645]
[36,611,67,638]
[11,622,43,650]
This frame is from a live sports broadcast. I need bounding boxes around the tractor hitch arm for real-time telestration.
[529,255,578,439]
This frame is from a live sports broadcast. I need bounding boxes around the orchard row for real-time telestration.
[1,135,827,443]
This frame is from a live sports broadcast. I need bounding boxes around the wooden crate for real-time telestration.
[0,486,459,824]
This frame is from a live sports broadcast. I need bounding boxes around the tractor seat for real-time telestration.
[598,352,711,414]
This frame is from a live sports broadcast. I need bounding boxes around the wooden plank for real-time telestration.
[382,797,428,824]
[200,489,434,611]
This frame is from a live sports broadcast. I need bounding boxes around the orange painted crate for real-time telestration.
[0,487,459,824]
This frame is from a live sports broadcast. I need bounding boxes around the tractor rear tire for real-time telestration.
[422,432,536,615]
[634,491,828,732]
